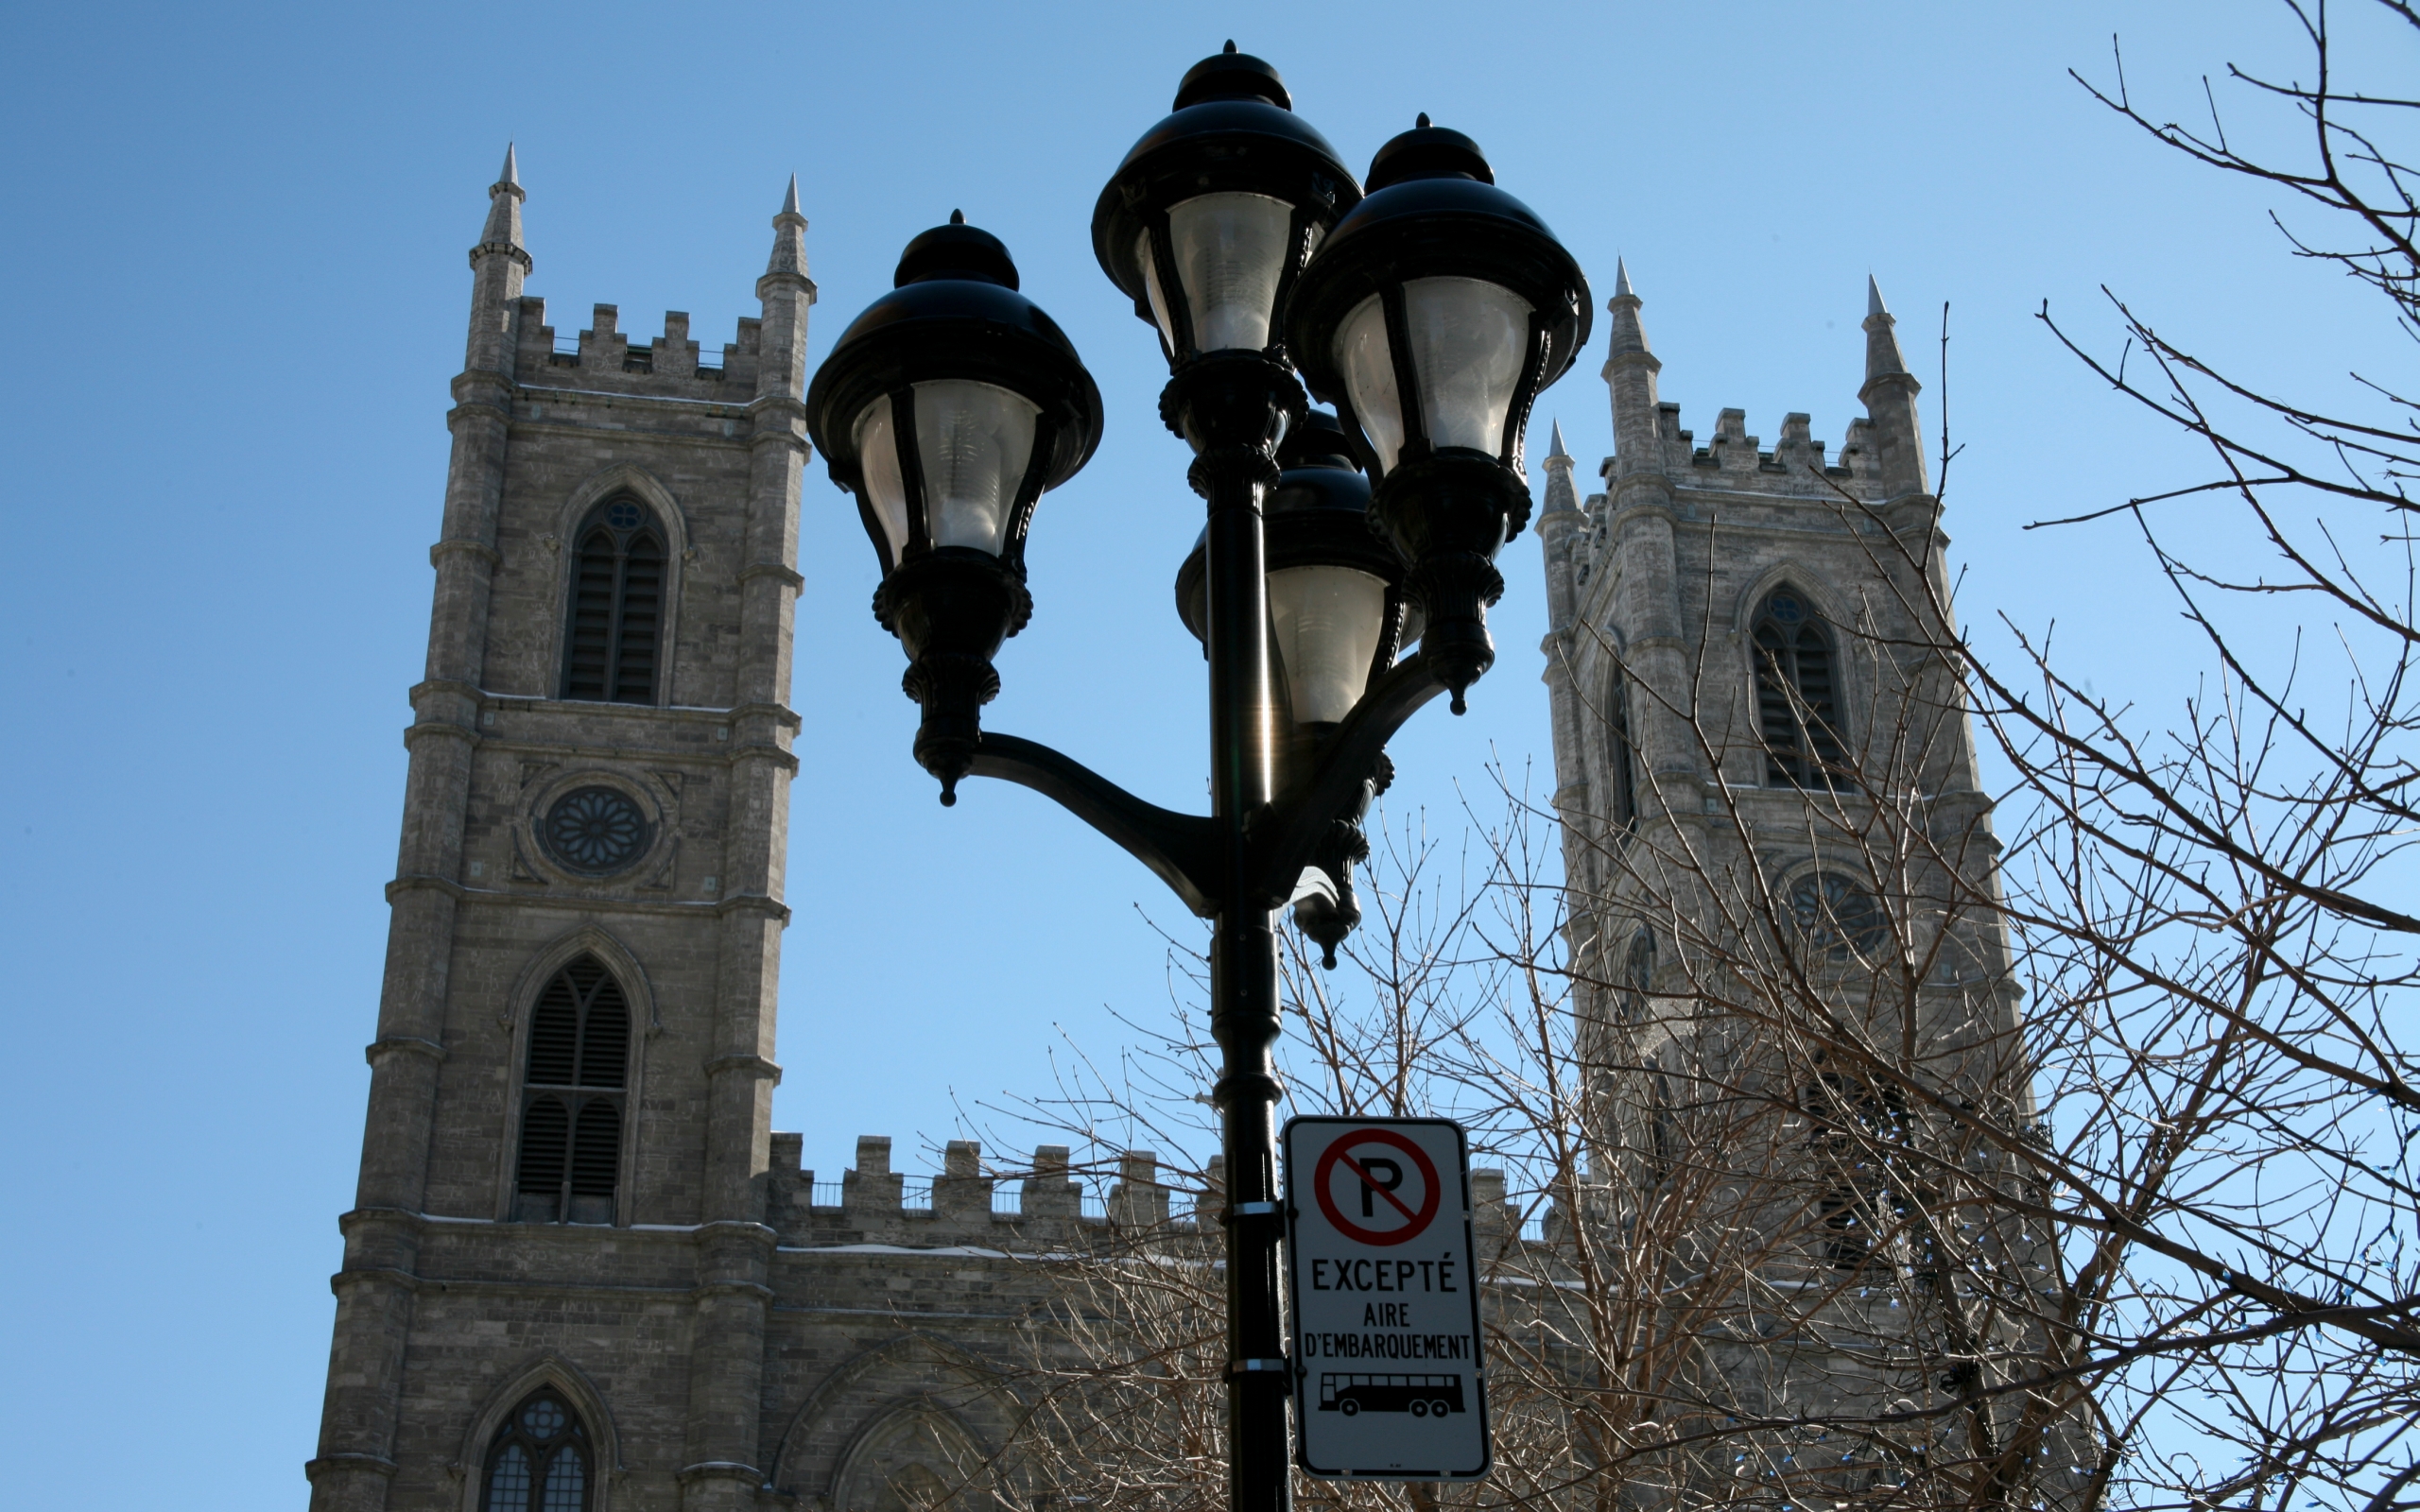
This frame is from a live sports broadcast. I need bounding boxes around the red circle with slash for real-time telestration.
[1312,1127,1442,1246]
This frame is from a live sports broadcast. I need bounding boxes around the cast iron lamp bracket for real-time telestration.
[959,649,1443,920]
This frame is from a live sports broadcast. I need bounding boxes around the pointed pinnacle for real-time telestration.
[781,173,801,216]
[1867,274,1889,320]
[1547,419,1571,462]
[1614,256,1634,301]
[499,143,519,188]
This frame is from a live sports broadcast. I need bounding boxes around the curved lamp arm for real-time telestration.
[970,733,1220,918]
[964,655,1443,920]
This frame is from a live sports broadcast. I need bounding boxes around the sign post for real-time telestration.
[1281,1116,1491,1482]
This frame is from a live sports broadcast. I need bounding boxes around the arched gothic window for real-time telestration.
[481,1389,593,1512]
[562,497,666,705]
[514,955,631,1224]
[1800,1072,1909,1272]
[1648,1065,1678,1191]
[1605,663,1639,832]
[1616,929,1655,1024]
[1751,586,1846,787]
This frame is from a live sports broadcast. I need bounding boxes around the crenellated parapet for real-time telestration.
[764,1134,1195,1247]
[511,298,766,398]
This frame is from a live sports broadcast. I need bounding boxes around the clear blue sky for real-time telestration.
[0,0,2396,1503]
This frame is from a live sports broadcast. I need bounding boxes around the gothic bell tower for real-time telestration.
[306,150,812,1512]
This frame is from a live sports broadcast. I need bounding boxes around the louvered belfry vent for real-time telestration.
[515,1097,569,1198]
[561,496,667,705]
[571,1103,622,1198]
[512,954,632,1224]
[1752,586,1849,788]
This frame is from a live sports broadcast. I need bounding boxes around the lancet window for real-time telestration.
[1801,1072,1910,1272]
[562,496,666,704]
[1751,585,1847,787]
[1616,928,1655,1025]
[513,954,631,1225]
[481,1390,593,1512]
[1604,662,1639,832]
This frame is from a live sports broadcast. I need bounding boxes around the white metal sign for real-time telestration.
[1282,1116,1490,1481]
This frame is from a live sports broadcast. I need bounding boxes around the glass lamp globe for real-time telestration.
[1283,119,1591,711]
[1173,411,1417,730]
[1093,43,1361,371]
[806,215,1105,801]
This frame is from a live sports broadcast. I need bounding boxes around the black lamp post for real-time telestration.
[811,48,1586,1512]
[1175,409,1418,969]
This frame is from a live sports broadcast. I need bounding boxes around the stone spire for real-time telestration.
[1858,276,1929,499]
[1862,273,1912,386]
[472,143,529,273]
[1604,256,1651,361]
[1541,419,1579,509]
[1534,418,1587,632]
[462,145,529,377]
[1601,257,1662,473]
[765,173,810,283]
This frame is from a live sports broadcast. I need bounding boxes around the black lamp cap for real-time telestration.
[1366,118,1495,190]
[1277,408,1361,472]
[894,213,1020,289]
[1173,41,1291,110]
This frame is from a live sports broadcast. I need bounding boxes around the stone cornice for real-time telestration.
[1858,368,1923,405]
[505,417,751,452]
[727,700,804,731]
[512,383,751,417]
[713,892,791,921]
[469,239,533,273]
[365,1035,446,1066]
[446,398,510,429]
[745,393,808,422]
[690,1280,776,1304]
[385,874,792,923]
[748,428,810,455]
[676,1461,766,1487]
[703,1053,784,1084]
[415,683,802,731]
[756,266,818,298]
[330,1264,421,1296]
[736,562,805,590]
[402,721,475,751]
[693,1218,778,1243]
[303,1452,398,1483]
[428,539,501,569]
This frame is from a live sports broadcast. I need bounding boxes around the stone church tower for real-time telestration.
[1530,263,2069,1485]
[306,153,1198,1512]
[305,146,813,1512]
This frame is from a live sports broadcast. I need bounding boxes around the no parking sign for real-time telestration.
[1282,1116,1491,1481]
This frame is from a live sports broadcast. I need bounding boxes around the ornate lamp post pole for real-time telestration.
[806,45,1589,1512]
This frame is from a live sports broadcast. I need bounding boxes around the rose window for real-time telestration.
[542,787,648,874]
[1789,871,1886,960]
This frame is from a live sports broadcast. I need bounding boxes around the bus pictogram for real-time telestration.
[1317,1373,1466,1418]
